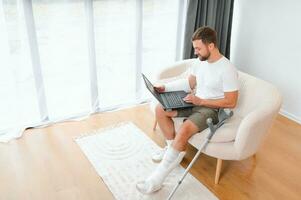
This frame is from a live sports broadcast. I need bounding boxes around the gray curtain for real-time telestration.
[183,0,234,59]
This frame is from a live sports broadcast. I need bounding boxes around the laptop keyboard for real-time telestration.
[165,93,184,107]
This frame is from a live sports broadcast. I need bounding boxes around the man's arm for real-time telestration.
[184,91,239,109]
[155,74,196,93]
[200,91,238,108]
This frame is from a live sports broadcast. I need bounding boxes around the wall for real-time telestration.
[231,0,301,123]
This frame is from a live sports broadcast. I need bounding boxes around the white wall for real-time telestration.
[231,0,301,124]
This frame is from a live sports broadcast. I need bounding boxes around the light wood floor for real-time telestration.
[0,104,300,200]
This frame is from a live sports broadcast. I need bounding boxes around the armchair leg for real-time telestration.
[153,120,158,131]
[215,158,223,184]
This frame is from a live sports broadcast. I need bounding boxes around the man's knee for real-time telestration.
[177,120,199,139]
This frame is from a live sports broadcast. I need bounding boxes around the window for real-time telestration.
[0,0,185,141]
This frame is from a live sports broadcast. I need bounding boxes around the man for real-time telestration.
[136,26,239,194]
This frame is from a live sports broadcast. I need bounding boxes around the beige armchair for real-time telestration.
[151,59,282,184]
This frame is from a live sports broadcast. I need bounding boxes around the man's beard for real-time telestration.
[198,52,210,61]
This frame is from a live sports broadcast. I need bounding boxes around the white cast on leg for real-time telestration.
[136,146,185,194]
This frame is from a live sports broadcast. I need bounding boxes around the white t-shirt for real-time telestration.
[190,56,239,99]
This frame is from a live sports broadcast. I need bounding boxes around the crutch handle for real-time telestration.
[206,118,216,140]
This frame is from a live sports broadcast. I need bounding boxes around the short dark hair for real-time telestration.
[192,26,217,46]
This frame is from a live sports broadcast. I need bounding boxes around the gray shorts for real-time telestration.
[176,106,219,132]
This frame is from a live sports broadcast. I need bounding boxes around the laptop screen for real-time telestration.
[142,74,164,105]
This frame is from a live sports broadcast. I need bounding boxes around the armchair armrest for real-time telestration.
[234,106,280,160]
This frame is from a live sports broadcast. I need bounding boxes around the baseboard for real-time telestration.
[279,109,301,125]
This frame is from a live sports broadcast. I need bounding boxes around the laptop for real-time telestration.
[142,73,193,111]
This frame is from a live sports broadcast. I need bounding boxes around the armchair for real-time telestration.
[151,59,282,184]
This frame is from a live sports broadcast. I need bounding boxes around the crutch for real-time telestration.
[167,109,233,200]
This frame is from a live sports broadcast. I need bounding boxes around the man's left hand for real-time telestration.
[183,94,203,105]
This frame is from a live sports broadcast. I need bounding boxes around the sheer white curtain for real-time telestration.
[0,0,40,141]
[0,0,186,142]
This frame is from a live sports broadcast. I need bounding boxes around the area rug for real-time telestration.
[75,122,218,200]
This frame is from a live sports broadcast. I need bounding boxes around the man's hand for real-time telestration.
[183,94,203,105]
[154,85,165,93]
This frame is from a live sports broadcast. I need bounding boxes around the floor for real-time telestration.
[0,104,300,200]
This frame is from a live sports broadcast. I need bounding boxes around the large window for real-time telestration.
[0,0,185,141]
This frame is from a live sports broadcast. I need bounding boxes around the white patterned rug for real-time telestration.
[75,122,218,200]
